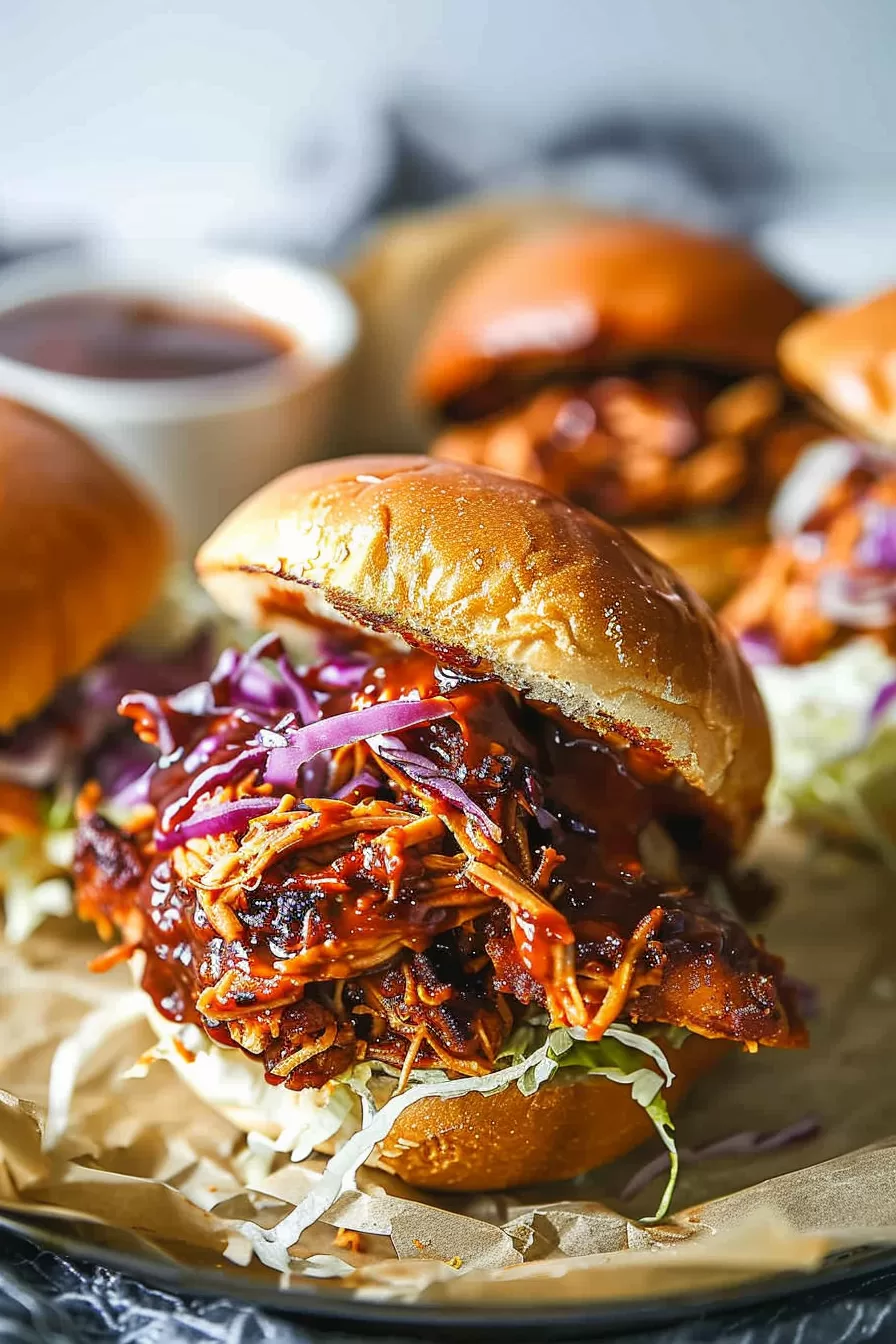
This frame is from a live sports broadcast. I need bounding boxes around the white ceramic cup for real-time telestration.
[0,248,358,554]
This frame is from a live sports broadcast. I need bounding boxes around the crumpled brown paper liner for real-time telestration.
[1,825,895,1305]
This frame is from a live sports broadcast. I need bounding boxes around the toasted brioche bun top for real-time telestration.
[0,398,168,733]
[778,288,896,446]
[197,456,770,846]
[411,219,806,416]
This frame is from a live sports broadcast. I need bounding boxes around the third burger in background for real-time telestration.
[723,287,896,861]
[412,218,823,605]
[73,458,804,1229]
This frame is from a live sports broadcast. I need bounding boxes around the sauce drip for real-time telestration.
[0,293,293,381]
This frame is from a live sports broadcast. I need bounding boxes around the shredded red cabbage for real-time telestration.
[870,680,896,725]
[114,639,479,849]
[857,502,896,572]
[161,746,268,831]
[155,796,287,852]
[109,762,156,811]
[818,570,896,630]
[228,636,296,714]
[334,768,381,800]
[97,741,154,802]
[261,699,455,790]
[277,655,321,725]
[818,497,896,629]
[82,631,213,712]
[314,647,372,691]
[0,630,216,797]
[621,1114,820,1200]
[738,629,780,667]
[105,631,521,851]
[370,734,502,842]
[301,751,330,798]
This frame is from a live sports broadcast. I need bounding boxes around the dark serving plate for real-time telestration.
[3,1210,896,1340]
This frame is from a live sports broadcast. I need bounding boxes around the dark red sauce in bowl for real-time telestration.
[0,292,294,381]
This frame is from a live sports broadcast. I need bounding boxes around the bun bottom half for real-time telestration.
[212,1031,728,1194]
[373,1033,729,1191]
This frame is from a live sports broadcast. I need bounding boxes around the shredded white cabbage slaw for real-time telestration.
[756,637,896,861]
[44,992,682,1271]
[230,1018,679,1273]
[0,823,75,945]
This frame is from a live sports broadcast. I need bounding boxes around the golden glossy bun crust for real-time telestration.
[411,219,806,415]
[376,1033,728,1191]
[197,455,771,846]
[0,398,168,733]
[779,288,896,446]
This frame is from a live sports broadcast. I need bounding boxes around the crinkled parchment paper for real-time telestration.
[1,825,895,1306]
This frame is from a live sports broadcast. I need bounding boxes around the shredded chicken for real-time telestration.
[724,469,896,664]
[74,646,805,1093]
[435,369,821,523]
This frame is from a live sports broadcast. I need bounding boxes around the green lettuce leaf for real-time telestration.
[497,1019,679,1218]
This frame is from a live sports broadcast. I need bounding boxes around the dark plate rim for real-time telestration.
[3,1210,896,1336]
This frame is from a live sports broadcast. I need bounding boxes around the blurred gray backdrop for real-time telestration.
[1,0,894,289]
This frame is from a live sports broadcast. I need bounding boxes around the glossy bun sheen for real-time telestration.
[779,288,896,446]
[0,398,168,733]
[411,219,806,415]
[197,456,770,846]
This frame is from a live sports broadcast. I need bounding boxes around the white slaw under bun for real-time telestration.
[143,1005,728,1192]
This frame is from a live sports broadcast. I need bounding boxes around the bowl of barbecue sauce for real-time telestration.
[0,292,295,382]
[0,251,357,551]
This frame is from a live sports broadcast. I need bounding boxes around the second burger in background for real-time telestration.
[412,219,822,604]
[0,398,208,940]
[74,458,804,1234]
[723,288,896,861]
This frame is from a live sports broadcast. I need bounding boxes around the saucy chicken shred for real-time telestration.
[434,367,821,524]
[724,456,896,665]
[75,641,805,1094]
